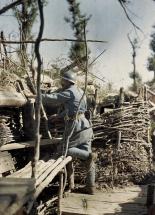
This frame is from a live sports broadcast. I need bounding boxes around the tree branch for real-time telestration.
[89,49,107,67]
[0,0,22,15]
[118,0,143,33]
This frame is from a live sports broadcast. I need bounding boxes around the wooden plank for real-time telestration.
[7,156,72,200]
[0,138,62,151]
[0,194,16,213]
[61,189,147,215]
[63,192,146,204]
[3,192,33,215]
[0,151,11,158]
[0,182,34,197]
[61,204,147,215]
[8,159,56,179]
[62,211,147,215]
[113,185,147,194]
[0,178,35,215]
[35,156,72,198]
[0,90,27,107]
[0,152,15,174]
[0,178,35,185]
[0,178,35,195]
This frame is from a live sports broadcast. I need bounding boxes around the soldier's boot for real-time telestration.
[78,152,97,195]
[67,161,75,190]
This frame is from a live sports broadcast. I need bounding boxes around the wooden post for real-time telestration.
[93,88,98,115]
[58,171,64,215]
[22,99,35,140]
[144,85,147,102]
[66,161,74,191]
[1,31,8,58]
[119,87,124,107]
[114,131,121,177]
[147,184,155,209]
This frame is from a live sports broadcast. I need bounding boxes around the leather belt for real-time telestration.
[64,113,85,121]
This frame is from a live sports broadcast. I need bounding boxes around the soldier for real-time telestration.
[42,71,96,195]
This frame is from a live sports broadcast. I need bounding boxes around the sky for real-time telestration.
[1,0,155,89]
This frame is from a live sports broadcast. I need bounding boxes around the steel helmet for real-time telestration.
[61,71,77,84]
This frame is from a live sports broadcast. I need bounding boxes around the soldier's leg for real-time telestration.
[85,153,96,193]
[67,145,90,191]
[67,146,90,160]
[66,161,74,190]
[80,142,96,194]
[68,143,96,194]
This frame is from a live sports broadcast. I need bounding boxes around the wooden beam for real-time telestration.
[0,91,27,107]
[0,38,107,44]
[0,138,62,151]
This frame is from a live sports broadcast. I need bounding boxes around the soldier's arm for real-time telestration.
[42,89,71,106]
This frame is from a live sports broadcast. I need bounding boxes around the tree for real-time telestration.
[147,26,155,82]
[128,35,140,91]
[129,71,142,91]
[65,0,91,70]
[13,0,46,68]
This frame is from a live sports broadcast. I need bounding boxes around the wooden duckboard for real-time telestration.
[61,186,147,215]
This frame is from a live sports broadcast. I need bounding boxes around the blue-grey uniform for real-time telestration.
[42,84,93,152]
[42,84,95,187]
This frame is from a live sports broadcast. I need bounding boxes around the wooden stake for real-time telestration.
[58,171,63,215]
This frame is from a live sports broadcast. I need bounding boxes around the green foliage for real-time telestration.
[129,71,141,82]
[148,55,155,72]
[65,0,91,69]
[129,71,142,91]
[150,28,155,53]
[147,26,155,81]
[13,0,40,40]
[13,0,47,68]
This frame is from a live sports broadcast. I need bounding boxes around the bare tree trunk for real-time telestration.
[133,49,137,91]
[127,34,138,92]
[20,1,28,68]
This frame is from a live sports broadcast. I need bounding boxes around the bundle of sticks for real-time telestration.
[0,108,23,146]
[0,117,13,147]
[75,100,153,188]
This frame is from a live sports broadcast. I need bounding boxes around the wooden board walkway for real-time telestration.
[61,185,148,215]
